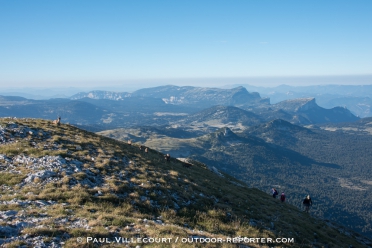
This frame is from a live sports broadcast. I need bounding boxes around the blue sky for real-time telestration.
[1,0,371,89]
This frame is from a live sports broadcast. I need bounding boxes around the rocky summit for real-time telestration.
[0,118,371,248]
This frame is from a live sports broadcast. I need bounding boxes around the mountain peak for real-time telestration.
[272,97,358,124]
[209,127,240,142]
[221,126,233,136]
[229,86,261,105]
[268,118,293,127]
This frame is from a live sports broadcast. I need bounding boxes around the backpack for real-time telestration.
[274,190,278,196]
[280,194,285,201]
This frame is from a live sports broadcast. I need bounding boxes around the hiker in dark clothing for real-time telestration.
[303,195,313,213]
[271,188,278,198]
[164,154,170,162]
[280,192,286,202]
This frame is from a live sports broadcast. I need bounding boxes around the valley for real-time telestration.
[1,85,372,245]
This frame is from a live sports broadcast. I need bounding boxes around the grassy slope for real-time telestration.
[0,118,368,248]
[101,124,372,239]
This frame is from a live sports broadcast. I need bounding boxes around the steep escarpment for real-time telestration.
[273,98,359,124]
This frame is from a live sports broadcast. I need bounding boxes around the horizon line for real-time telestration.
[1,74,372,89]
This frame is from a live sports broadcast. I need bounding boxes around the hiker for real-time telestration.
[303,195,313,213]
[53,116,61,126]
[271,188,278,198]
[280,192,286,202]
[144,147,148,154]
[164,154,170,162]
[128,140,132,146]
[139,145,143,151]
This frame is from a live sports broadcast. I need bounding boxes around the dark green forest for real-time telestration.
[187,124,372,237]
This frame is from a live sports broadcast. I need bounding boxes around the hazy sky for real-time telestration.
[1,0,371,89]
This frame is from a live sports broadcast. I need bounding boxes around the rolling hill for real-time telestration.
[174,105,263,132]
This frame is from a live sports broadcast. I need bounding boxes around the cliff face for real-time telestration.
[229,87,262,105]
[274,98,359,124]
[297,98,318,112]
[274,97,317,113]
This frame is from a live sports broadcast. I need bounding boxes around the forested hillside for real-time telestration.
[102,120,372,238]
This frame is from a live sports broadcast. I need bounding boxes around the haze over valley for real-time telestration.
[1,84,372,243]
[1,1,372,247]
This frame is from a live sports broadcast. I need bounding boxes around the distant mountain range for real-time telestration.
[0,86,359,131]
[71,85,267,108]
[2,84,371,117]
[1,84,372,239]
[237,84,372,117]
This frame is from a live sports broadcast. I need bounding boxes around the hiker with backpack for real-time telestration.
[303,195,313,213]
[280,192,286,202]
[271,188,278,198]
[164,154,170,162]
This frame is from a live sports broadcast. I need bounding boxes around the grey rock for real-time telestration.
[24,170,57,183]
[35,200,51,206]
[15,222,34,229]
